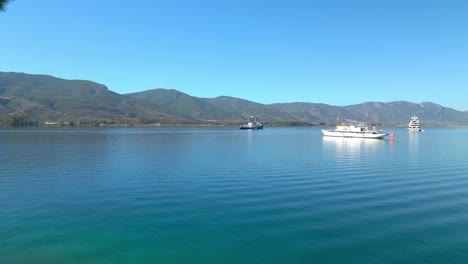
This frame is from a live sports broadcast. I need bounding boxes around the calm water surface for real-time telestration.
[1,127,468,263]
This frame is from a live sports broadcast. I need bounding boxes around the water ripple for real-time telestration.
[2,127,468,263]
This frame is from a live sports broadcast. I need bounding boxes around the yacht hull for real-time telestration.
[239,125,263,130]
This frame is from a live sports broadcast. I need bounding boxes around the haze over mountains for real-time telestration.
[1,72,467,125]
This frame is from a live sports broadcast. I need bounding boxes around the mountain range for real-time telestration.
[1,71,467,125]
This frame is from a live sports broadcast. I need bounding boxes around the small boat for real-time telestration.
[239,115,263,130]
[408,115,421,132]
[321,123,387,139]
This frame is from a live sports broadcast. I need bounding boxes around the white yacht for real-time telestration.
[408,116,421,132]
[322,123,387,139]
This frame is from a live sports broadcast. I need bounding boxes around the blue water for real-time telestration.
[1,127,468,263]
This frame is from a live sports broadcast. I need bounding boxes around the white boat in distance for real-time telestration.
[321,123,387,139]
[408,115,421,132]
[239,115,263,130]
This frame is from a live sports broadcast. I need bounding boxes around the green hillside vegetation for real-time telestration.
[203,96,296,122]
[342,101,468,124]
[0,72,181,125]
[269,102,345,123]
[126,89,240,120]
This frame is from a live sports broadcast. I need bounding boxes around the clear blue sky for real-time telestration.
[1,0,467,110]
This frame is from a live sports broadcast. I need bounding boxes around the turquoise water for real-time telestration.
[1,127,468,263]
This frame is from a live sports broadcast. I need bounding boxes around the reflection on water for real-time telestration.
[245,129,255,150]
[322,136,384,150]
[322,137,386,165]
[408,131,420,156]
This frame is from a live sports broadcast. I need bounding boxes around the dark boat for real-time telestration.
[239,115,263,130]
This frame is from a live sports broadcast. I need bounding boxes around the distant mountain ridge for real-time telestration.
[1,71,467,125]
[0,72,183,123]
